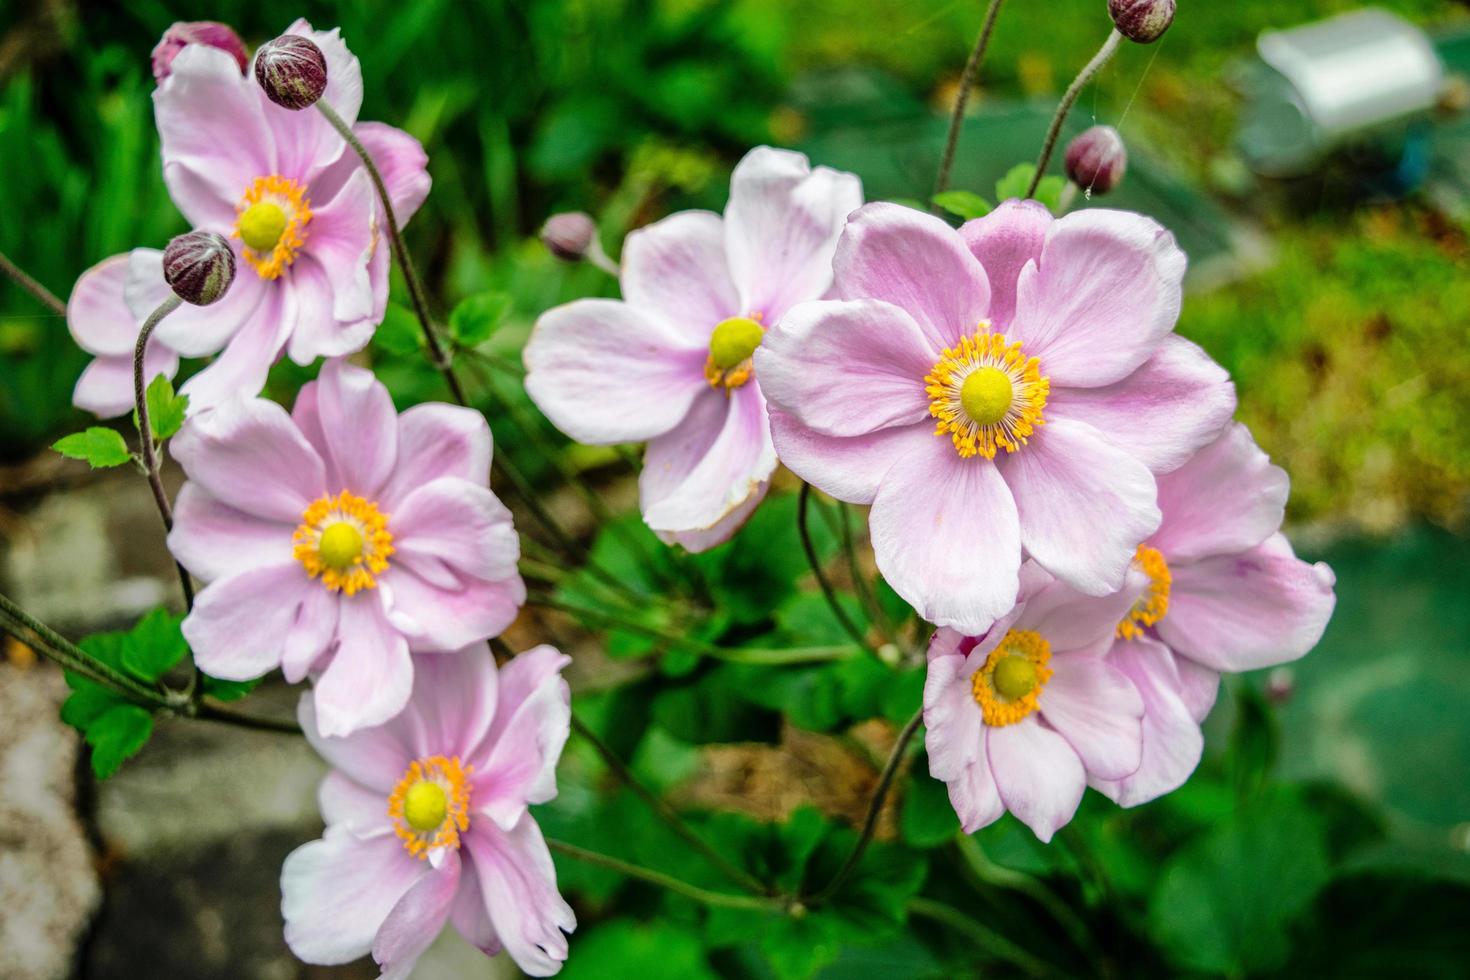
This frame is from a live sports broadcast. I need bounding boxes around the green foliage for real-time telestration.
[142,373,188,440]
[561,920,718,980]
[930,190,992,220]
[993,163,1065,212]
[449,290,512,346]
[371,303,423,356]
[52,426,131,468]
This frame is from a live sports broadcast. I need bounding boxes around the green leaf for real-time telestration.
[931,190,993,220]
[993,164,1066,213]
[449,291,512,346]
[900,755,959,848]
[560,921,718,980]
[118,608,188,682]
[52,427,131,468]
[372,302,423,356]
[201,675,261,703]
[143,373,188,440]
[85,704,154,779]
[1031,176,1067,214]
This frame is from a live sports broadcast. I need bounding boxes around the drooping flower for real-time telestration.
[167,359,524,736]
[282,645,576,978]
[524,146,863,550]
[924,564,1146,841]
[757,199,1236,633]
[1092,423,1337,806]
[67,19,431,417]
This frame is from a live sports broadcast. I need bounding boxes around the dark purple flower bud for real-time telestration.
[163,231,236,306]
[1108,0,1175,44]
[254,35,328,111]
[151,21,249,82]
[1065,125,1128,195]
[541,212,598,262]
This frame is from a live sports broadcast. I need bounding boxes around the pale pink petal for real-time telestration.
[1157,534,1336,672]
[379,404,492,509]
[67,254,144,357]
[524,299,708,444]
[833,202,991,352]
[167,483,291,582]
[869,437,1021,635]
[299,169,377,324]
[767,409,931,506]
[318,769,392,835]
[652,480,769,551]
[947,748,1005,835]
[755,298,933,437]
[152,255,271,358]
[997,417,1160,596]
[1009,209,1186,388]
[312,595,414,737]
[282,255,376,364]
[282,585,341,683]
[464,818,576,977]
[451,864,502,956]
[74,349,179,419]
[1038,652,1144,780]
[1089,637,1203,807]
[181,563,311,679]
[959,198,1050,329]
[261,21,363,183]
[171,392,327,521]
[723,146,863,320]
[405,647,501,762]
[281,827,422,965]
[392,478,518,584]
[987,716,1086,842]
[621,209,739,341]
[356,122,431,224]
[178,283,293,411]
[473,646,572,829]
[640,384,777,539]
[1175,656,1221,724]
[1014,568,1147,656]
[1046,336,1236,475]
[310,359,399,497]
[922,652,982,782]
[299,693,412,793]
[383,565,525,653]
[373,850,462,980]
[1151,423,1288,564]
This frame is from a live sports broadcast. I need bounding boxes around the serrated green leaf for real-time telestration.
[373,302,423,356]
[60,683,124,730]
[994,163,1036,204]
[85,703,153,779]
[201,675,261,702]
[449,291,512,346]
[143,373,188,440]
[931,190,993,220]
[119,608,189,682]
[52,427,131,468]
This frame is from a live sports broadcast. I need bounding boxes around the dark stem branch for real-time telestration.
[933,0,1009,202]
[1025,29,1123,199]
[545,838,781,911]
[0,249,67,316]
[798,482,877,658]
[908,897,1056,978]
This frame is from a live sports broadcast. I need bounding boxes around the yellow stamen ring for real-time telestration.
[234,174,312,280]
[704,314,765,390]
[292,491,394,595]
[388,756,473,860]
[924,326,1049,459]
[971,629,1053,727]
[1116,545,1171,639]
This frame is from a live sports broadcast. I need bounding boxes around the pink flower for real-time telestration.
[524,146,862,550]
[282,645,576,978]
[167,359,524,736]
[1092,423,1336,806]
[924,564,1146,841]
[151,21,249,82]
[67,19,431,417]
[756,199,1235,633]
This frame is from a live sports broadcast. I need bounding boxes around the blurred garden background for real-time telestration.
[1,0,1468,977]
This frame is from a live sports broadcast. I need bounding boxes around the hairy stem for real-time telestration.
[1026,29,1123,199]
[0,249,67,316]
[798,482,877,658]
[933,0,1009,203]
[545,838,780,911]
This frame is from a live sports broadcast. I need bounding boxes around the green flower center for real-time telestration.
[403,780,449,833]
[708,316,765,369]
[238,201,289,253]
[316,522,364,572]
[992,655,1039,700]
[960,367,1014,427]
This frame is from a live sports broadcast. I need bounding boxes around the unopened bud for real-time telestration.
[541,212,598,262]
[254,35,328,110]
[163,231,236,306]
[1065,125,1128,195]
[152,21,249,82]
[1108,0,1175,44]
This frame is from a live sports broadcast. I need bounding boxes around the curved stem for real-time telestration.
[0,249,66,316]
[933,0,1008,202]
[798,483,876,658]
[1025,29,1123,199]
[545,838,780,911]
[807,708,924,904]
[194,701,303,735]
[908,897,1055,978]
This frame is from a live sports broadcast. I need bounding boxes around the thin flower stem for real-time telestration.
[133,295,197,614]
[315,99,467,405]
[907,897,1056,978]
[0,249,67,316]
[545,838,780,911]
[568,715,771,895]
[1025,29,1123,199]
[807,707,924,905]
[194,701,303,734]
[0,593,171,707]
[798,482,877,659]
[830,498,904,656]
[933,0,1009,203]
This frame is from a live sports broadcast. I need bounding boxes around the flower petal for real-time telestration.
[834,202,991,352]
[1009,208,1186,388]
[373,849,462,980]
[392,478,519,584]
[986,716,1086,843]
[1039,652,1144,780]
[1151,422,1288,564]
[356,122,431,224]
[151,254,271,358]
[451,863,502,956]
[300,168,377,326]
[282,583,342,683]
[282,254,377,365]
[768,407,932,506]
[473,645,572,830]
[281,827,422,965]
[181,563,309,679]
[463,818,576,978]
[177,282,293,411]
[652,480,770,552]
[384,563,525,653]
[378,404,493,509]
[312,595,414,737]
[299,691,413,794]
[1015,568,1147,656]
[621,210,739,342]
[404,646,502,762]
[167,483,291,582]
[948,741,1005,835]
[74,349,179,420]
[959,198,1050,330]
[997,417,1160,597]
[923,650,982,782]
[1089,637,1204,807]
[319,769,392,836]
[869,437,1021,635]
[311,358,400,497]
[524,298,708,444]
[68,253,144,357]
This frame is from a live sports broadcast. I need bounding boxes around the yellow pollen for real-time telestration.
[971,630,1053,726]
[234,175,312,280]
[388,756,473,860]
[704,314,765,390]
[925,325,1049,459]
[292,491,394,595]
[1117,545,1172,639]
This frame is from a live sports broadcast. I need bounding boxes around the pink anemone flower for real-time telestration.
[68,19,430,416]
[167,359,524,736]
[924,563,1146,841]
[756,199,1236,634]
[523,146,862,551]
[282,645,576,978]
[1091,423,1336,806]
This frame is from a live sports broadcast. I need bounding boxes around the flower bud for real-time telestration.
[163,231,236,306]
[151,21,249,82]
[254,35,328,110]
[1064,125,1128,195]
[1108,0,1175,44]
[541,212,598,262]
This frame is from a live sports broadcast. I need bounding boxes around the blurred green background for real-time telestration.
[2,0,1469,977]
